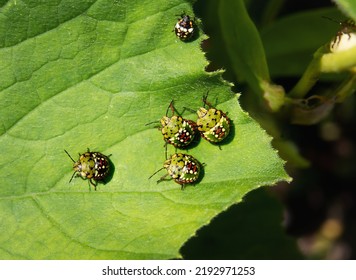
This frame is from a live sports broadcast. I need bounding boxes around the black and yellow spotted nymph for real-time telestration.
[149,153,202,189]
[196,95,231,144]
[160,101,197,148]
[174,13,195,41]
[65,149,110,190]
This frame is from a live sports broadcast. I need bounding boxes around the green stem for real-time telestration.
[334,74,356,102]
[288,47,324,99]
[320,46,356,72]
[288,45,356,99]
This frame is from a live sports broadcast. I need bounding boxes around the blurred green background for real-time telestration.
[181,0,356,259]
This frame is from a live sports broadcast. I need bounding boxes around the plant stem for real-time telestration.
[288,45,356,99]
[335,74,356,102]
[288,47,324,99]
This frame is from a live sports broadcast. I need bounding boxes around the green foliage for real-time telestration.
[261,7,346,78]
[220,0,270,89]
[182,187,304,259]
[0,0,289,259]
[333,0,356,20]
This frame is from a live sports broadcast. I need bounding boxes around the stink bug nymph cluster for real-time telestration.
[65,149,111,190]
[174,13,195,41]
[148,93,233,189]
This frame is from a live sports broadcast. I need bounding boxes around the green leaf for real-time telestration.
[333,0,356,20]
[182,187,304,259]
[261,7,344,78]
[219,0,286,111]
[0,0,289,259]
[219,0,270,89]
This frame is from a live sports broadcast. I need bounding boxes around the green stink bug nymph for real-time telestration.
[64,149,111,190]
[149,153,202,189]
[196,94,231,144]
[146,101,197,150]
[160,101,197,148]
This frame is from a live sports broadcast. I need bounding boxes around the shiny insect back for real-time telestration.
[174,13,195,41]
[160,101,197,148]
[64,149,111,190]
[196,94,231,144]
[149,153,202,189]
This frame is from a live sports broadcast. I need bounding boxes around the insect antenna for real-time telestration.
[166,100,175,116]
[68,171,77,183]
[322,16,342,25]
[202,90,214,108]
[145,120,159,126]
[148,167,165,180]
[182,106,196,113]
[64,149,75,163]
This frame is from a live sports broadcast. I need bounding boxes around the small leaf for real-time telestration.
[218,0,286,111]
[219,0,270,88]
[261,7,344,78]
[333,0,356,20]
